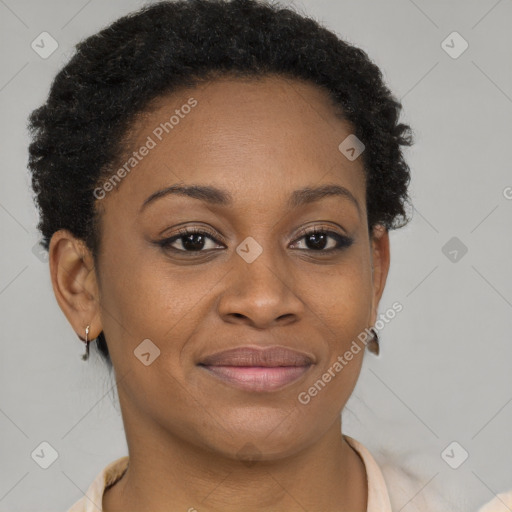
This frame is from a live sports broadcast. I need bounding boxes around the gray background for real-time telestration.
[1,0,511,510]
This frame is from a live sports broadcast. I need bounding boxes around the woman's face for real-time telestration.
[55,74,389,461]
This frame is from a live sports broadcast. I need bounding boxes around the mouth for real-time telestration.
[197,346,314,392]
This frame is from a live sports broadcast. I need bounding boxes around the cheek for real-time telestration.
[97,242,222,367]
[301,252,373,329]
[295,342,364,429]
[296,256,371,400]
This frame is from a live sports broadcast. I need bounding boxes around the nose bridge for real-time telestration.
[235,233,288,296]
[218,233,303,326]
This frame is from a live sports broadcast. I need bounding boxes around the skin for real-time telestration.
[50,74,390,512]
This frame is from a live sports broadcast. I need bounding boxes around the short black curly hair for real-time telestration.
[27,0,414,369]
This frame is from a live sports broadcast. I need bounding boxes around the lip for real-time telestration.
[198,346,314,392]
[199,346,314,367]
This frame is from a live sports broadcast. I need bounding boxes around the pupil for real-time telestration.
[307,233,327,250]
[183,233,205,251]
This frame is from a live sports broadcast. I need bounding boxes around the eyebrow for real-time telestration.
[139,182,361,217]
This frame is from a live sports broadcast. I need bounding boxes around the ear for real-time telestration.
[369,224,390,326]
[48,229,102,341]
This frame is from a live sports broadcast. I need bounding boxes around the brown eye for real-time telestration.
[155,226,353,255]
[157,228,224,252]
[291,228,353,252]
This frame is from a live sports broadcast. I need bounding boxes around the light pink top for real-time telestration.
[66,435,392,511]
[477,491,512,512]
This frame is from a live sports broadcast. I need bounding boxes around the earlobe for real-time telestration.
[48,229,102,339]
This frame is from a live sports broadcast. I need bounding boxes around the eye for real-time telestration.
[155,225,353,254]
[291,227,353,252]
[156,227,224,252]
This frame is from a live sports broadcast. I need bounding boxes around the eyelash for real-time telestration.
[155,226,353,254]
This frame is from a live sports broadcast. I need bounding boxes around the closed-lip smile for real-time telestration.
[198,346,314,392]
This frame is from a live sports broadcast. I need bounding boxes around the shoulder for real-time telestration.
[66,456,129,512]
[477,491,512,512]
[347,437,460,512]
[345,435,393,512]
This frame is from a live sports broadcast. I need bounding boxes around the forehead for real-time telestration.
[101,75,366,215]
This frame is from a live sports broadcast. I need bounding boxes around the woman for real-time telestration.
[27,0,416,510]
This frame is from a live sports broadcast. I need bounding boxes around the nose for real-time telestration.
[216,242,305,330]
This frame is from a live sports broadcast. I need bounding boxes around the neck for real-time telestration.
[103,414,367,512]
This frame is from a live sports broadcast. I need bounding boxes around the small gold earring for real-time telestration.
[81,325,90,361]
